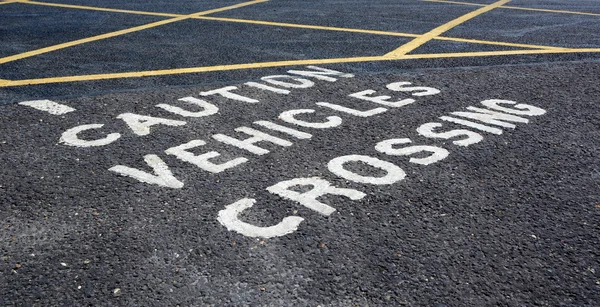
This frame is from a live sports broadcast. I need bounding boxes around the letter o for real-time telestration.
[327,154,406,185]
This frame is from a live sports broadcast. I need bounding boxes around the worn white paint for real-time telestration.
[417,122,483,147]
[287,66,354,82]
[261,75,315,89]
[375,138,449,165]
[19,99,75,115]
[481,99,546,116]
[200,86,258,103]
[316,102,387,117]
[439,116,503,135]
[327,155,406,185]
[213,126,292,155]
[244,82,291,94]
[165,140,248,173]
[267,177,366,216]
[109,154,183,188]
[254,120,312,139]
[217,198,304,238]
[452,106,529,129]
[117,113,186,136]
[349,90,414,108]
[156,97,218,118]
[386,82,440,96]
[59,124,121,147]
[279,109,342,129]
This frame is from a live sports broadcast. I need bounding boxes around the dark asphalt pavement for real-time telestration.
[1,0,599,305]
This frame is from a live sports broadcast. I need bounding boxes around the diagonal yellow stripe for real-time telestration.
[0,0,268,65]
[385,0,511,58]
[17,0,565,51]
[1,48,599,87]
[402,48,600,59]
[19,0,180,17]
[196,16,565,50]
[424,0,600,17]
[0,0,24,4]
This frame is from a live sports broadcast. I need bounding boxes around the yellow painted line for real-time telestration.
[0,0,268,65]
[196,16,564,50]
[402,48,600,59]
[424,0,600,17]
[385,0,511,58]
[0,56,386,87]
[17,0,565,50]
[433,36,563,50]
[1,48,599,87]
[0,0,24,4]
[20,0,180,17]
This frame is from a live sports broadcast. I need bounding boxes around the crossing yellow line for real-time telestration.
[196,16,564,50]
[12,0,565,51]
[1,48,599,87]
[385,0,511,58]
[402,48,600,59]
[0,0,268,65]
[0,0,24,4]
[424,0,600,17]
[17,0,180,17]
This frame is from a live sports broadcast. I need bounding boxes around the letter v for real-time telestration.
[109,154,183,188]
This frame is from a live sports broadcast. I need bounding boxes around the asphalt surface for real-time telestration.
[1,0,599,305]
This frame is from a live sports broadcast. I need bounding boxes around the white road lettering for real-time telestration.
[416,122,483,147]
[19,99,76,115]
[349,89,415,108]
[39,65,551,239]
[261,75,315,89]
[439,116,503,135]
[244,82,291,94]
[386,81,441,96]
[375,138,449,165]
[327,155,406,185]
[287,65,354,82]
[213,126,292,155]
[200,86,259,103]
[117,113,187,136]
[481,99,547,116]
[109,154,183,188]
[279,109,343,129]
[253,120,312,139]
[316,101,388,117]
[156,97,218,118]
[451,106,529,129]
[59,124,121,148]
[217,198,305,238]
[267,177,366,216]
[165,140,248,173]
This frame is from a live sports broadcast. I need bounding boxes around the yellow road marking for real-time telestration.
[1,48,599,87]
[0,0,24,4]
[196,16,564,50]
[403,48,600,59]
[433,35,562,50]
[385,0,511,58]
[9,0,566,53]
[0,0,268,65]
[424,0,600,17]
[18,0,180,17]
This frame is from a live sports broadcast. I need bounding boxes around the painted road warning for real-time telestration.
[3,61,600,305]
[1,0,599,305]
[14,65,549,238]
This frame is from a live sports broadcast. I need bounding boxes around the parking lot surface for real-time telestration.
[1,0,599,305]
